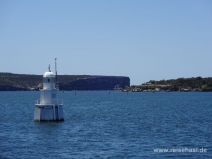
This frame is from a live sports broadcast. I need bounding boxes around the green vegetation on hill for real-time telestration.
[149,77,212,91]
[0,73,130,91]
[126,77,212,92]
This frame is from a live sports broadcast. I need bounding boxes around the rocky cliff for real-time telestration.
[0,73,130,91]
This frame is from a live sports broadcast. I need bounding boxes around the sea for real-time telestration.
[0,91,211,159]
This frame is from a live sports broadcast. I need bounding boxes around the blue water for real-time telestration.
[0,91,212,159]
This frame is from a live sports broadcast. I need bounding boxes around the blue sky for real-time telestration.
[0,0,212,84]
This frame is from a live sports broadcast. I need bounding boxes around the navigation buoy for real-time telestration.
[34,59,64,122]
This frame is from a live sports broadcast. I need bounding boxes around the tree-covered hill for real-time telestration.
[127,77,212,92]
[148,77,212,91]
[0,73,130,91]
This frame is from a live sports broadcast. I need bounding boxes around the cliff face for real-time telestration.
[0,73,130,91]
[59,76,130,90]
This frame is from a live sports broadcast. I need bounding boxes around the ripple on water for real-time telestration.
[0,91,212,159]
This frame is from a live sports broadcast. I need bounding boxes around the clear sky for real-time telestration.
[0,0,212,84]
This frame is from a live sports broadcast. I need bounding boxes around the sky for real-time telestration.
[0,0,212,84]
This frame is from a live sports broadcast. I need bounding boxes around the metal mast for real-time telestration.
[48,64,51,72]
[55,58,58,88]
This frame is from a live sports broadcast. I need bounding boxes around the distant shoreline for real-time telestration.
[0,72,130,91]
[123,77,212,92]
[1,73,212,92]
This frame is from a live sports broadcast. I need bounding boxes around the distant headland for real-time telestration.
[125,77,212,92]
[1,73,212,92]
[0,72,130,91]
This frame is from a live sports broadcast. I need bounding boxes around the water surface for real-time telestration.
[0,91,211,158]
